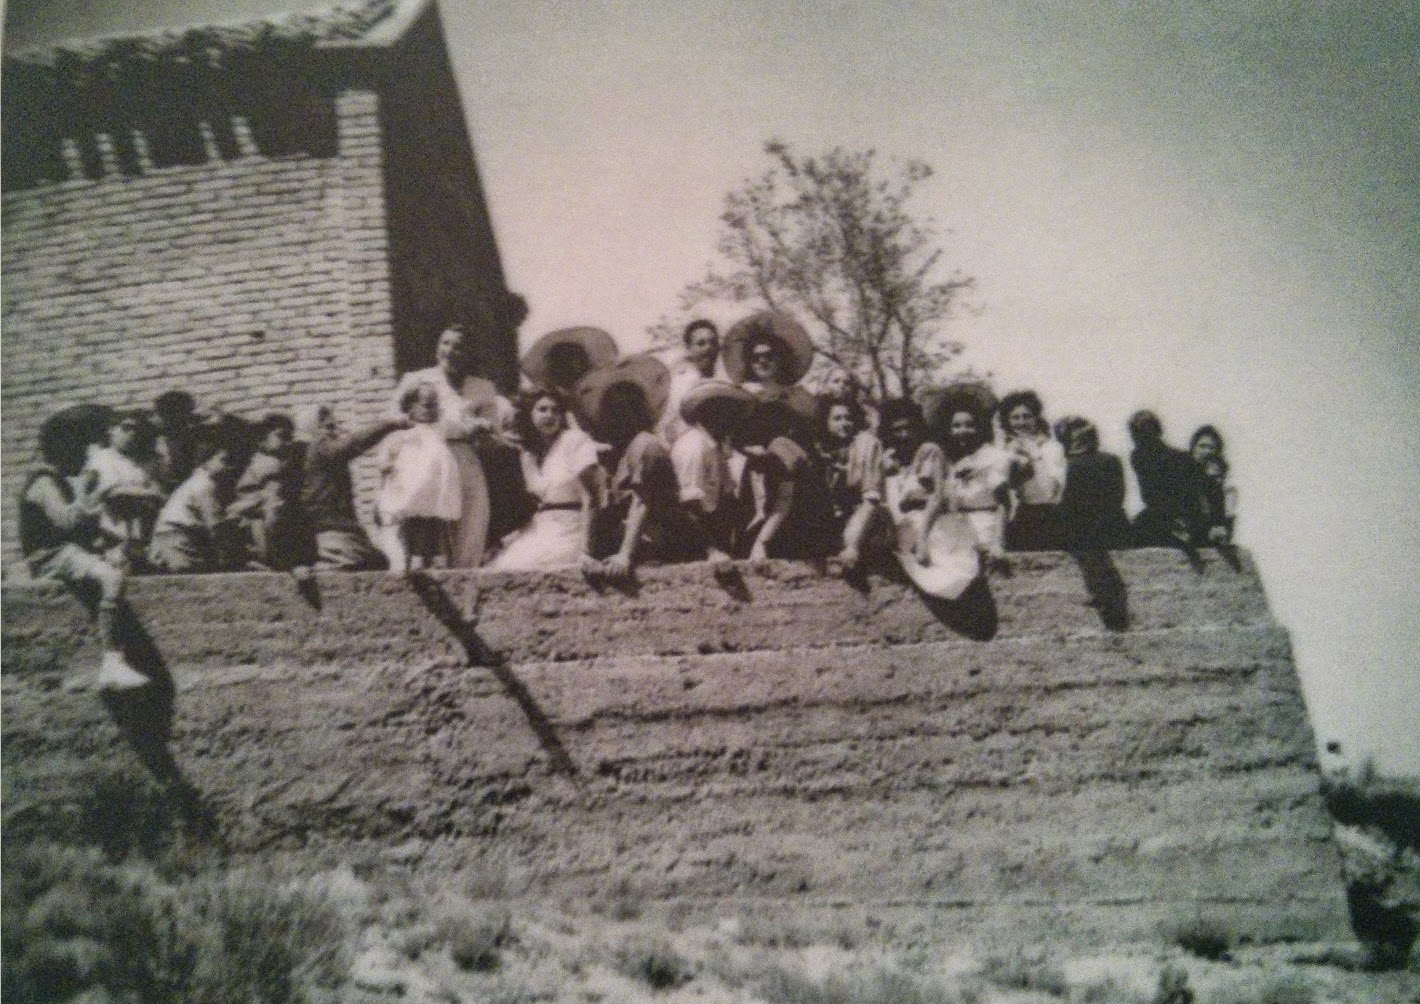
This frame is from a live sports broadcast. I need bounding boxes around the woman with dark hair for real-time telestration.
[920,383,1017,569]
[488,389,602,572]
[998,389,1066,551]
[20,407,149,691]
[1128,409,1205,550]
[813,394,882,572]
[1054,416,1131,550]
[1190,425,1236,544]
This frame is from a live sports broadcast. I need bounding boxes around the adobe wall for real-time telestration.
[0,550,1351,944]
[0,88,394,569]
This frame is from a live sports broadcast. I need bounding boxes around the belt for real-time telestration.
[538,502,581,512]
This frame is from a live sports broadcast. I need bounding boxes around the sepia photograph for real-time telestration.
[2,0,1417,1000]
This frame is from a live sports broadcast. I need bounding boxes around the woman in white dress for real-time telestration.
[488,390,602,572]
[389,327,510,568]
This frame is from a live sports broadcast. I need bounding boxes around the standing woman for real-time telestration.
[488,389,603,572]
[390,327,506,568]
[998,389,1067,551]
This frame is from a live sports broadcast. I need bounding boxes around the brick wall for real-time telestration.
[0,88,394,572]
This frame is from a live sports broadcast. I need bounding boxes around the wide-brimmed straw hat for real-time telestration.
[722,311,815,385]
[521,326,619,389]
[573,354,672,439]
[679,380,756,425]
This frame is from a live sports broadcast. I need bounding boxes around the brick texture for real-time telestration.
[1,2,521,573]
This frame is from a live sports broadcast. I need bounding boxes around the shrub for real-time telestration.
[1171,915,1234,961]
[1,849,349,1004]
[976,951,1068,996]
[439,904,513,972]
[1150,965,1194,1004]
[613,936,694,990]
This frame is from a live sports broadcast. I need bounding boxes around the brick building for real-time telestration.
[1,0,526,573]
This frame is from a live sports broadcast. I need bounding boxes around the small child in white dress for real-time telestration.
[378,381,462,572]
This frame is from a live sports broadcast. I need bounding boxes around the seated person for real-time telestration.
[488,389,603,572]
[150,389,201,494]
[82,409,165,571]
[1190,424,1237,545]
[1054,416,1131,551]
[813,395,883,573]
[920,385,1018,570]
[230,413,305,570]
[998,389,1066,551]
[578,356,689,578]
[147,416,256,574]
[295,403,409,571]
[671,381,756,562]
[739,394,834,561]
[19,407,150,691]
[1128,410,1205,550]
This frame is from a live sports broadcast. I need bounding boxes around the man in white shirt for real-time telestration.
[659,319,721,446]
[670,380,752,560]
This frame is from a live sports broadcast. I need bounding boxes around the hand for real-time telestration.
[580,554,604,578]
[602,553,632,579]
[749,542,768,561]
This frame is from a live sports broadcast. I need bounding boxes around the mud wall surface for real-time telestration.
[0,549,1350,942]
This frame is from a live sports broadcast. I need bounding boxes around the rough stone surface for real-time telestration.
[0,549,1350,943]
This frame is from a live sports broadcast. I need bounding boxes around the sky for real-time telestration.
[5,0,1419,772]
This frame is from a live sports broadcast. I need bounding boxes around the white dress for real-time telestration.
[489,427,601,571]
[390,368,507,568]
[377,424,462,522]
[884,442,979,600]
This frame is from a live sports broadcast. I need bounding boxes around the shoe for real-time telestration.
[97,651,150,691]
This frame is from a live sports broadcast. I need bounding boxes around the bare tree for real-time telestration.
[654,140,975,400]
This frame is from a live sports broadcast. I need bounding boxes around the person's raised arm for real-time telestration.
[328,417,410,464]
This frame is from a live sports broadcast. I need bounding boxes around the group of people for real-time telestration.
[19,311,1237,690]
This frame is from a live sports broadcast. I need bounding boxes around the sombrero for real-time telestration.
[573,354,672,439]
[751,383,818,426]
[521,327,619,389]
[723,311,816,385]
[679,380,756,425]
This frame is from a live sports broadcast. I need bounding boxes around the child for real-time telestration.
[147,416,255,574]
[230,414,305,570]
[20,408,150,691]
[82,409,166,571]
[379,381,463,572]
